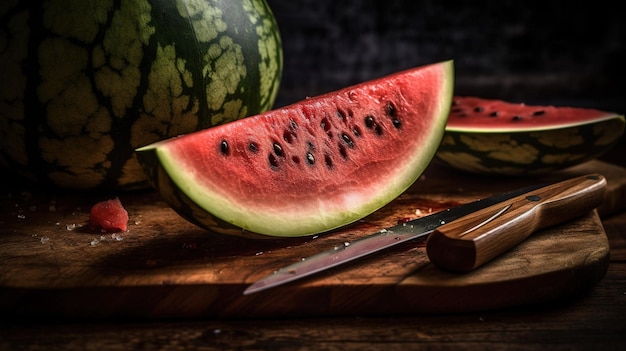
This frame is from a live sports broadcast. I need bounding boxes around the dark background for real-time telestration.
[266,0,625,165]
[267,1,624,109]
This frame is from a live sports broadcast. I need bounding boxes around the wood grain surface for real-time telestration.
[0,160,625,319]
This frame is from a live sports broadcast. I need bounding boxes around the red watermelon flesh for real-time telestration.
[435,96,625,176]
[88,198,129,232]
[136,60,454,237]
[447,96,621,132]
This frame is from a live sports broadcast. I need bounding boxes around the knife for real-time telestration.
[243,174,606,295]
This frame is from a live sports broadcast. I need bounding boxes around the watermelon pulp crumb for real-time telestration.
[88,197,129,232]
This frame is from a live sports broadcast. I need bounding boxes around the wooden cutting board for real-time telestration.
[1,160,625,320]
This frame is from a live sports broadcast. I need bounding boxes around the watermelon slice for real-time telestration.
[136,60,454,238]
[436,96,625,175]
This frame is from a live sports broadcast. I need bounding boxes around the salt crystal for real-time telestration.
[40,237,49,244]
[90,239,99,246]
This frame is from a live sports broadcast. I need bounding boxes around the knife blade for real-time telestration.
[243,174,606,295]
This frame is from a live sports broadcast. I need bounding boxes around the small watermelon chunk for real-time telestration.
[137,60,454,238]
[436,96,625,175]
[88,198,129,232]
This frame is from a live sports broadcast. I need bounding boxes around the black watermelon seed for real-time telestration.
[306,152,315,165]
[248,142,259,153]
[341,133,354,147]
[352,126,361,137]
[283,130,295,144]
[512,115,523,121]
[268,154,279,168]
[220,140,229,155]
[375,124,383,135]
[338,144,348,159]
[533,110,545,116]
[392,119,401,129]
[337,109,346,120]
[307,141,315,151]
[321,118,331,132]
[273,142,284,157]
[489,111,499,117]
[289,118,298,129]
[324,154,333,169]
[474,106,484,113]
[364,115,375,129]
[385,102,396,117]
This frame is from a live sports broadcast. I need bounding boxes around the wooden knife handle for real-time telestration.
[426,174,607,272]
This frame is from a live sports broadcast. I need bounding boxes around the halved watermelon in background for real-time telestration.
[137,60,454,238]
[435,97,625,175]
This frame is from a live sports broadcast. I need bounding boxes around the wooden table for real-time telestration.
[1,150,625,350]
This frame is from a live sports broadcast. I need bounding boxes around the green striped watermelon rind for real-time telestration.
[139,154,253,237]
[435,115,625,175]
[0,0,283,191]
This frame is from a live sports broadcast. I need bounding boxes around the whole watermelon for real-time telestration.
[0,0,282,190]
